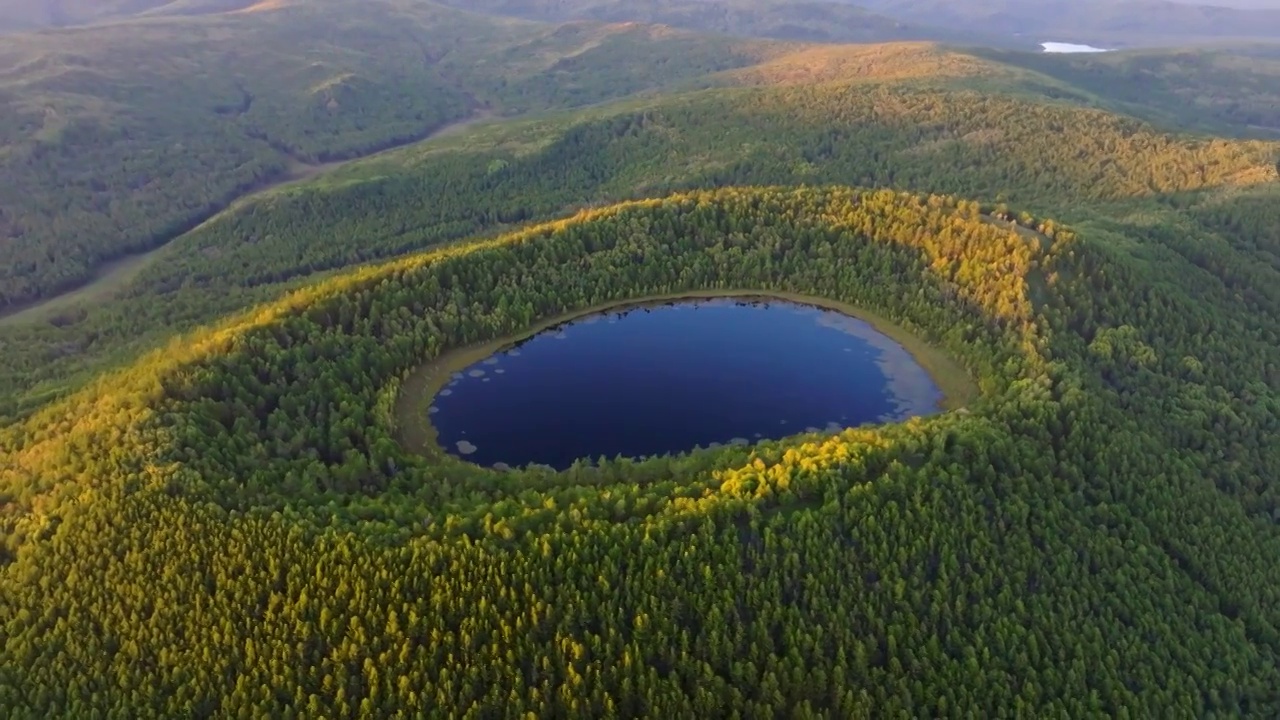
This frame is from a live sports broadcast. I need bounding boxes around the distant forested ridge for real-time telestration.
[0,0,784,313]
[1,73,1274,420]
[427,0,1007,45]
[0,1,472,310]
[980,45,1280,134]
[2,0,1275,316]
[857,0,1280,46]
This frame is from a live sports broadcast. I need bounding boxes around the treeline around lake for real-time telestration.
[3,186,1280,717]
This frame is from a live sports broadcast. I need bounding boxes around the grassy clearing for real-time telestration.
[980,214,1053,250]
[393,288,978,458]
[0,253,159,328]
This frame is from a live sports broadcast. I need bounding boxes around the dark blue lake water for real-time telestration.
[429,297,943,470]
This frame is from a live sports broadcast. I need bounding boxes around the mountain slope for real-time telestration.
[0,0,787,315]
[0,0,267,32]
[0,0,478,311]
[976,45,1280,134]
[432,0,1023,46]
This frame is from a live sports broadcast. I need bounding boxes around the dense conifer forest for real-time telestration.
[3,73,1277,420]
[5,186,1280,716]
[4,1,1280,716]
[0,0,783,312]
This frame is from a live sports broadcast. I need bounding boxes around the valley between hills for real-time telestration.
[0,106,496,327]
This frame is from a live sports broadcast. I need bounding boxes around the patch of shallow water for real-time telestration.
[1041,41,1111,53]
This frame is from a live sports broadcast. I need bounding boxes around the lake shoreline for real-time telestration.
[393,288,978,459]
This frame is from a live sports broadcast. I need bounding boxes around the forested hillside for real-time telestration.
[5,0,1277,318]
[2,71,1274,421]
[0,0,784,313]
[4,186,1280,715]
[980,45,1280,135]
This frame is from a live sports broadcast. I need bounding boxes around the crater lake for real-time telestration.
[428,297,948,469]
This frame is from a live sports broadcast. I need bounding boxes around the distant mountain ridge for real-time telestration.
[8,0,1280,46]
[855,0,1280,46]
[426,0,1012,45]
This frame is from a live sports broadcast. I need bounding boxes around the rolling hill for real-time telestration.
[4,0,1276,319]
[0,0,795,315]
[977,45,1280,134]
[0,0,271,32]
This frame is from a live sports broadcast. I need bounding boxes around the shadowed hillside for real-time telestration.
[0,0,789,314]
[0,0,270,32]
[428,0,1008,45]
[976,45,1280,135]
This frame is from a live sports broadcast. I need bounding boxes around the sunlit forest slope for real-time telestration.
[4,185,1280,715]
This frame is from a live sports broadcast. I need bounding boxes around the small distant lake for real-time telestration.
[1040,42,1112,54]
[428,297,945,470]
